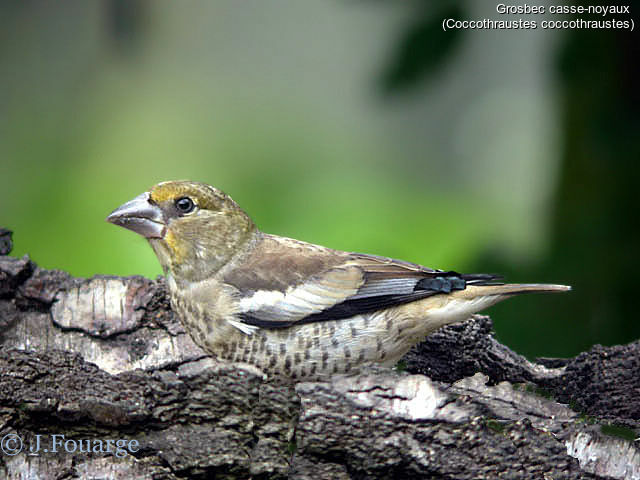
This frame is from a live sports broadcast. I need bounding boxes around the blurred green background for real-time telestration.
[1,1,638,360]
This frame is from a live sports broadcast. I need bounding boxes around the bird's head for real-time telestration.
[107,181,256,282]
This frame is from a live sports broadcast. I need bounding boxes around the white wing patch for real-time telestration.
[237,266,364,323]
[227,319,261,335]
[238,289,286,312]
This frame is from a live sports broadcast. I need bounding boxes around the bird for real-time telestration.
[107,180,570,381]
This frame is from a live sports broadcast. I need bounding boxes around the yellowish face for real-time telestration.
[149,181,232,213]
[109,180,256,282]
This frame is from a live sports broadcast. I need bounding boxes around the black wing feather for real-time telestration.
[240,271,502,329]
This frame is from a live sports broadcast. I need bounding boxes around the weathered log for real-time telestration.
[0,230,638,479]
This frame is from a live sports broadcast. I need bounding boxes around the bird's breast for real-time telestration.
[165,277,476,380]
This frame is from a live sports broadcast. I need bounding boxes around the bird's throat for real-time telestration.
[150,224,258,283]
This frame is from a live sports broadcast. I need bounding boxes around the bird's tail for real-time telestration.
[461,283,571,297]
[397,280,571,350]
[411,281,571,334]
[458,273,571,293]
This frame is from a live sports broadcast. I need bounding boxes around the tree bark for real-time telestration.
[0,230,638,479]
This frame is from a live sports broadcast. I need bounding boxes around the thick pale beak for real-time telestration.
[106,192,166,239]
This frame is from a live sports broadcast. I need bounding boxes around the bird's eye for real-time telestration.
[175,197,196,214]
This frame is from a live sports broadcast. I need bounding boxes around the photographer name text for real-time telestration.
[1,433,139,458]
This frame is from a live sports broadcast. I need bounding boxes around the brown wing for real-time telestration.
[224,234,499,328]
